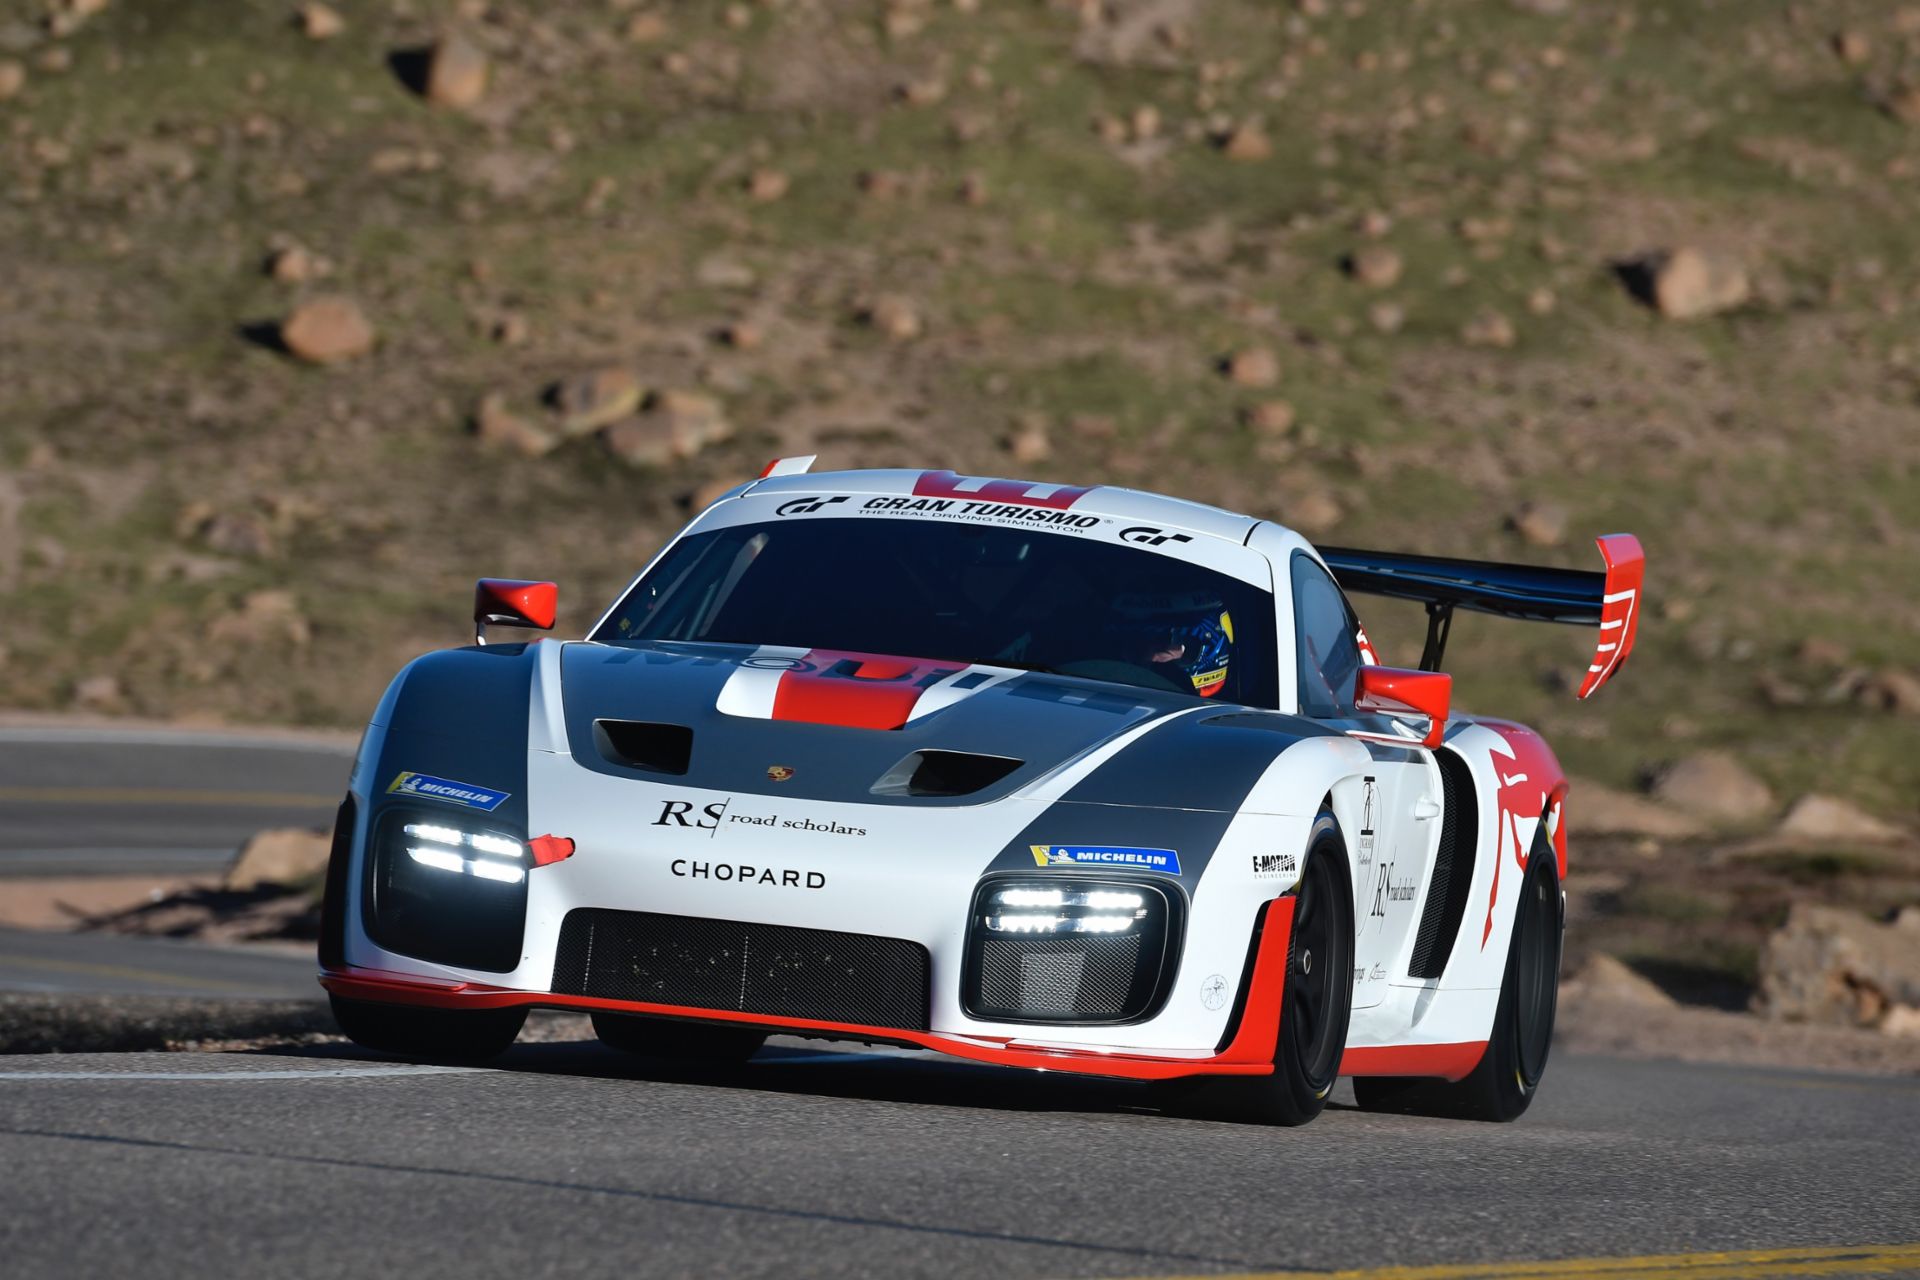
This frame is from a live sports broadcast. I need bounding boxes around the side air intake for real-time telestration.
[594,720,693,775]
[1408,748,1478,980]
[870,750,1022,798]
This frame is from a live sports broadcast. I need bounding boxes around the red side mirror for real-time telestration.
[1353,665,1452,749]
[474,578,558,646]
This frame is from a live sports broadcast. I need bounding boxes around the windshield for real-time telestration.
[595,517,1277,707]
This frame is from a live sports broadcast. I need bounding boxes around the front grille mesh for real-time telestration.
[552,909,931,1031]
[978,935,1142,1017]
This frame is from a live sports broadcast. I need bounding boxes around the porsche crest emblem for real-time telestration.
[766,765,795,782]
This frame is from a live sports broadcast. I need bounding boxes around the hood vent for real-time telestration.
[594,719,693,775]
[871,750,1022,799]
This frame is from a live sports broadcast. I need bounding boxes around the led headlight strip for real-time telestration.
[403,822,527,884]
[981,883,1149,934]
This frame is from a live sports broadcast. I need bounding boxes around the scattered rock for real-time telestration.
[1219,121,1271,161]
[1367,301,1405,334]
[624,11,668,43]
[1223,347,1279,387]
[745,168,789,202]
[197,512,275,558]
[1241,400,1295,434]
[1796,636,1848,668]
[1005,414,1052,464]
[279,297,375,364]
[957,172,989,206]
[716,321,761,351]
[297,3,344,39]
[265,245,317,284]
[1883,84,1920,126]
[862,295,922,341]
[857,169,904,200]
[1287,492,1343,534]
[601,390,734,467]
[225,827,331,891]
[1507,500,1566,546]
[0,59,24,102]
[424,32,489,109]
[1566,953,1678,1008]
[1569,780,1704,839]
[73,674,123,712]
[36,46,71,75]
[1776,794,1907,845]
[487,312,529,346]
[473,392,557,458]
[1647,751,1774,824]
[208,589,312,649]
[1759,904,1920,1028]
[1630,247,1750,321]
[1527,286,1557,316]
[1854,668,1920,716]
[695,255,756,289]
[1831,29,1870,65]
[1346,244,1403,288]
[1462,308,1517,348]
[552,367,643,436]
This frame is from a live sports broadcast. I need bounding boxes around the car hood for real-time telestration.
[556,640,1200,807]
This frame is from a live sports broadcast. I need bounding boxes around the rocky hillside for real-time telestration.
[2,0,1918,848]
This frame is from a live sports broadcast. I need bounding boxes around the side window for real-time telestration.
[1291,554,1363,717]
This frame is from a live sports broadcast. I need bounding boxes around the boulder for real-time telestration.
[297,3,344,39]
[226,827,332,890]
[551,368,642,436]
[1758,904,1920,1027]
[0,60,24,102]
[1346,244,1403,288]
[1508,499,1566,546]
[473,393,557,458]
[1775,794,1907,845]
[279,297,375,364]
[1855,668,1920,716]
[424,32,488,109]
[1647,751,1774,824]
[1565,953,1677,1008]
[1636,247,1750,321]
[1568,779,1704,839]
[1223,347,1279,387]
[602,390,733,467]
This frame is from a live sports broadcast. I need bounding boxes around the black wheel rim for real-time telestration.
[1512,861,1559,1086]
[1287,851,1344,1090]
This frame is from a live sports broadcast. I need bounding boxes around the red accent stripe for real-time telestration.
[769,650,962,730]
[1576,533,1644,700]
[1340,1041,1488,1082]
[912,470,1093,509]
[321,905,1296,1083]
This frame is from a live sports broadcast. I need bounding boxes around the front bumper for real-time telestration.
[320,897,1295,1082]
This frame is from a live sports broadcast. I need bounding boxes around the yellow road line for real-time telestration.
[1132,1244,1920,1280]
[0,953,271,993]
[0,786,334,809]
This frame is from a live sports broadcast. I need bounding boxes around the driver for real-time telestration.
[1105,592,1235,698]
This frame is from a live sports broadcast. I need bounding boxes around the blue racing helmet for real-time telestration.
[1106,592,1236,698]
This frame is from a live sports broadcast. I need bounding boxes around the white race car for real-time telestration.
[319,460,1643,1124]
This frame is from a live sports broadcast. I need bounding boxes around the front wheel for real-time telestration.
[1354,826,1563,1122]
[330,995,526,1063]
[1217,810,1355,1126]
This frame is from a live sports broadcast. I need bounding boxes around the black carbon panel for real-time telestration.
[552,909,931,1031]
[977,934,1143,1017]
[1409,748,1478,979]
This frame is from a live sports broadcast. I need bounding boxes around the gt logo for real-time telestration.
[775,496,849,517]
[1119,526,1193,546]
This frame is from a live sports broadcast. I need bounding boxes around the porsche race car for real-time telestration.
[319,460,1643,1124]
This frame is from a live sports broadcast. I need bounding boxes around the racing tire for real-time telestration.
[1214,810,1355,1126]
[329,995,526,1064]
[591,1012,767,1062]
[1352,824,1563,1122]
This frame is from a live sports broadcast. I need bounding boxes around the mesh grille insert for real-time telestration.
[552,909,931,1031]
[979,935,1143,1017]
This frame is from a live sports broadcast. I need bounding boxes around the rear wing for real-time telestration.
[1318,534,1644,699]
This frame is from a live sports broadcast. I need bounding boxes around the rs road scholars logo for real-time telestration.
[1030,844,1182,875]
[386,771,510,812]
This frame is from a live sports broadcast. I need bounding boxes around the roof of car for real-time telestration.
[742,467,1265,544]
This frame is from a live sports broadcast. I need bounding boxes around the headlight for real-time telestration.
[366,809,530,972]
[402,821,527,884]
[962,877,1181,1025]
[982,884,1149,934]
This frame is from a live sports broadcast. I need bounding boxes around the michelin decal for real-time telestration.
[1030,844,1182,874]
[386,771,510,812]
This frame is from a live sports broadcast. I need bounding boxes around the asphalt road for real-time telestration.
[0,723,350,877]
[0,1043,1916,1279]
[0,926,318,998]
